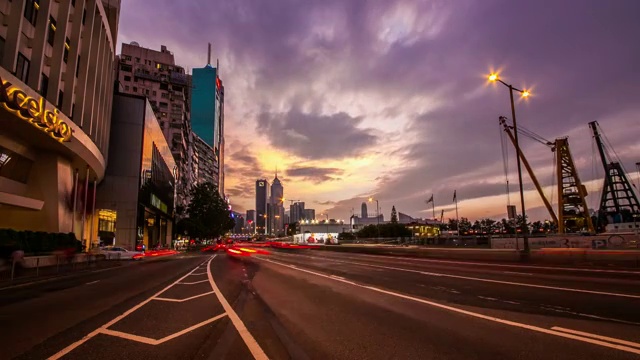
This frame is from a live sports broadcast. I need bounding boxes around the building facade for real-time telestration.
[255,179,269,234]
[191,55,224,196]
[361,202,368,218]
[303,208,316,221]
[95,93,175,250]
[269,172,284,235]
[193,132,214,185]
[116,43,192,214]
[246,209,256,233]
[0,0,120,249]
[290,201,305,223]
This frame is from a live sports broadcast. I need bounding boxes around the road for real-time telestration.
[1,250,640,359]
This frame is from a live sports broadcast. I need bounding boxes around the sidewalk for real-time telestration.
[0,259,123,289]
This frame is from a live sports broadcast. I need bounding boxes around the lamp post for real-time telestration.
[489,72,531,253]
[368,197,380,239]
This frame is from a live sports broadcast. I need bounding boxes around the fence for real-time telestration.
[0,252,124,282]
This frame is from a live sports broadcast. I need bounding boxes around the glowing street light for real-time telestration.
[488,71,532,254]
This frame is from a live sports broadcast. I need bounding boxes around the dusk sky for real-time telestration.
[118,0,640,222]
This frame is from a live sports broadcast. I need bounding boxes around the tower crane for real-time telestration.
[589,121,640,227]
[499,117,594,234]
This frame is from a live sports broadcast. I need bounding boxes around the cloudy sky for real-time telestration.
[118,0,640,222]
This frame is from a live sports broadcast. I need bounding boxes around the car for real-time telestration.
[100,246,144,260]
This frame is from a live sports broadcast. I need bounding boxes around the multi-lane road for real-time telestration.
[2,249,640,359]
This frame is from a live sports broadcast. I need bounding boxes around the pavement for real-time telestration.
[1,250,640,359]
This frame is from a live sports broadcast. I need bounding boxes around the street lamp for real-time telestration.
[368,197,380,239]
[489,72,531,253]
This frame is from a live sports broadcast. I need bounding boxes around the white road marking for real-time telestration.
[501,300,520,305]
[503,271,533,275]
[293,256,640,299]
[177,280,209,285]
[552,327,640,349]
[478,296,498,301]
[330,275,346,280]
[48,257,214,360]
[258,257,640,356]
[99,313,228,345]
[541,307,640,326]
[85,280,100,285]
[190,272,207,276]
[154,291,215,303]
[206,256,268,360]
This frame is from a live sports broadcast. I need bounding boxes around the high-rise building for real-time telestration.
[0,0,121,248]
[269,171,284,234]
[255,179,269,234]
[290,202,305,224]
[191,44,224,196]
[303,209,316,221]
[246,209,256,233]
[96,94,175,250]
[361,202,368,218]
[116,43,192,214]
[193,133,215,185]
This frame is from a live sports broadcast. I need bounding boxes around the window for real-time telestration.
[76,55,81,77]
[133,86,137,92]
[39,73,48,97]
[47,16,56,46]
[23,0,39,26]
[159,83,168,90]
[161,92,169,99]
[124,75,131,82]
[57,90,64,109]
[120,64,132,72]
[152,91,157,96]
[16,53,30,83]
[71,103,75,120]
[135,57,140,63]
[0,146,33,184]
[63,37,70,63]
[124,85,130,91]
[159,102,168,108]
[145,89,149,95]
[82,8,86,25]
[71,0,76,7]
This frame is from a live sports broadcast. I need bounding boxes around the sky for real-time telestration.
[117,0,640,222]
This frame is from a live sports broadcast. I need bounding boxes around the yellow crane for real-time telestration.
[499,117,594,234]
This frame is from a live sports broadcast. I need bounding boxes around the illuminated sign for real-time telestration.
[0,75,72,142]
[150,194,168,214]
[258,181,265,187]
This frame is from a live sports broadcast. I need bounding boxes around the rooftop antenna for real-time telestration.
[207,43,211,65]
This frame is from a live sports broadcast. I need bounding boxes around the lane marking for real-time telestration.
[85,280,100,285]
[477,296,498,301]
[552,327,640,349]
[177,280,209,285]
[541,307,640,326]
[258,257,640,356]
[206,256,268,360]
[318,252,640,275]
[330,275,346,280]
[99,313,228,345]
[154,291,215,303]
[48,257,213,360]
[272,255,640,299]
[190,272,207,276]
[503,271,533,275]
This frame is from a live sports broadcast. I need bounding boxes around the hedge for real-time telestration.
[0,229,82,256]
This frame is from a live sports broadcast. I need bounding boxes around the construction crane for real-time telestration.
[589,121,640,227]
[499,117,594,233]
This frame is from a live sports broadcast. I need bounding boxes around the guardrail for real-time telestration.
[0,253,125,282]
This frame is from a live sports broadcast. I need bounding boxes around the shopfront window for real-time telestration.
[0,146,33,184]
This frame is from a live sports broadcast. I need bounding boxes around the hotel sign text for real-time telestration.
[0,75,72,142]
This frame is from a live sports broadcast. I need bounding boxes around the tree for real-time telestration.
[390,206,398,224]
[286,222,299,236]
[186,182,235,239]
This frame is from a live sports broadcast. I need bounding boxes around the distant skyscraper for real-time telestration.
[191,44,224,195]
[270,171,284,234]
[290,202,305,223]
[246,209,256,234]
[256,179,269,234]
[361,202,368,218]
[303,209,316,221]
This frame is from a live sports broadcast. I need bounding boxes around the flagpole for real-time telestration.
[454,191,459,237]
[432,194,435,219]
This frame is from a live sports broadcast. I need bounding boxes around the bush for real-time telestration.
[0,229,82,255]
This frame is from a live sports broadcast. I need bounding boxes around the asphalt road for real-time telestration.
[2,250,640,359]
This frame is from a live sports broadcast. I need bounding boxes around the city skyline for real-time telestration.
[118,0,640,222]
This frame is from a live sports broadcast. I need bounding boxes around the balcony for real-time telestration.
[134,70,161,82]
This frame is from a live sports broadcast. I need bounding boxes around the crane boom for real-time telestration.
[499,117,558,224]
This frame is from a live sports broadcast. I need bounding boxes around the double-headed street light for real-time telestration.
[488,72,531,253]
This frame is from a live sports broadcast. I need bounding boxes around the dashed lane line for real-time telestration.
[258,257,640,356]
[178,280,209,285]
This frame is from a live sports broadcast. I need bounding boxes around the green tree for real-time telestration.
[390,206,398,224]
[186,182,235,239]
